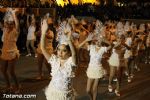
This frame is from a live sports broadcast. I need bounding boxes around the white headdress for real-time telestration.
[4,8,14,22]
[57,20,72,44]
[124,21,130,32]
[87,31,102,42]
[60,41,69,45]
[116,21,125,36]
[95,20,103,28]
[139,24,145,31]
[94,20,105,39]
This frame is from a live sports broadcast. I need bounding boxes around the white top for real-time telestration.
[124,37,132,58]
[27,25,36,40]
[111,49,118,58]
[88,45,107,68]
[125,37,132,47]
[124,24,130,32]
[48,54,76,91]
[108,48,120,67]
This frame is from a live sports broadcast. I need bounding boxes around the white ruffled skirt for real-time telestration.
[45,83,74,100]
[108,53,119,67]
[124,50,132,59]
[86,66,106,79]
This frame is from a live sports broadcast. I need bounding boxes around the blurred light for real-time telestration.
[55,0,99,7]
[117,2,125,7]
[82,0,98,4]
[70,0,78,4]
[56,0,69,7]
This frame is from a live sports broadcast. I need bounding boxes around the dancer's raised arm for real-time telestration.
[11,8,19,32]
[66,31,77,65]
[78,33,94,49]
[40,19,52,61]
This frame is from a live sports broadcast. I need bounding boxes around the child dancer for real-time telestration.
[78,33,111,100]
[0,8,20,93]
[108,35,127,96]
[124,32,132,82]
[41,18,77,100]
[26,14,37,57]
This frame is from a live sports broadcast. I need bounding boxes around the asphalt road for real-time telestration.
[0,54,150,100]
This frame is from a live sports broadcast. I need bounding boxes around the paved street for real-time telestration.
[0,54,150,100]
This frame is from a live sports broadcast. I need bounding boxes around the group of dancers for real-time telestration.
[0,8,150,100]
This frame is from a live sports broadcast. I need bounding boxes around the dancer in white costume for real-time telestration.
[78,33,111,100]
[26,14,37,57]
[108,35,127,96]
[124,32,132,82]
[41,18,77,100]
